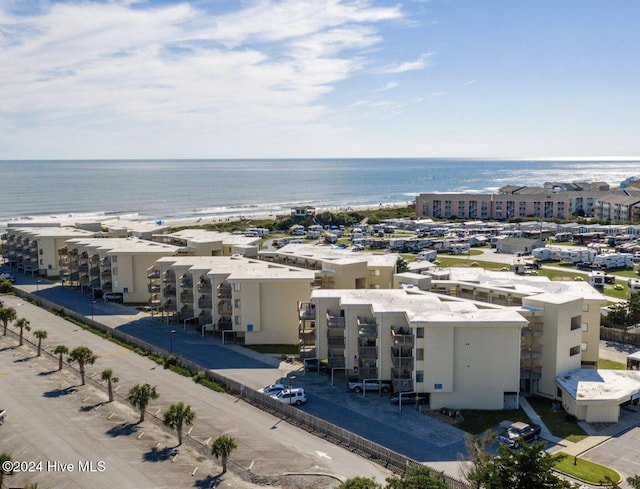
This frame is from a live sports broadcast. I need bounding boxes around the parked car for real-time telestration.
[499,421,542,448]
[103,292,124,303]
[258,383,287,395]
[0,273,15,283]
[389,393,429,405]
[304,358,330,373]
[271,388,307,406]
[348,380,390,393]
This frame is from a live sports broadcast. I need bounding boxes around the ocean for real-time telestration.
[1,158,639,231]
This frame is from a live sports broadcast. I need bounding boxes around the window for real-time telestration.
[112,267,118,276]
[416,348,424,361]
[581,342,588,351]
[581,323,588,332]
[416,327,424,338]
[570,315,581,330]
[112,255,118,263]
[582,304,590,312]
[234,315,240,325]
[569,345,581,356]
[233,283,241,292]
[415,371,424,383]
[434,383,442,390]
[234,299,241,309]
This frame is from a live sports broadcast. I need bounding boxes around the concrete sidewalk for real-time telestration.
[519,396,565,445]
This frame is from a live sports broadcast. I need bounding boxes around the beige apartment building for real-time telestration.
[259,243,399,290]
[58,237,182,303]
[1,225,97,277]
[299,269,607,412]
[148,255,315,344]
[414,188,623,221]
[152,229,261,257]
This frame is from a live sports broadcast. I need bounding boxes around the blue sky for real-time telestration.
[1,0,638,159]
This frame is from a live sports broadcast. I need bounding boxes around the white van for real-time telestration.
[271,388,307,406]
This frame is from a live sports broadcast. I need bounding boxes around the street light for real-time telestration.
[91,300,96,320]
[36,279,41,294]
[289,375,296,391]
[169,329,176,354]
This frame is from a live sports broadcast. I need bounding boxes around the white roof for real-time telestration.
[557,368,640,404]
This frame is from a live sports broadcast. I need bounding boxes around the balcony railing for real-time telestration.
[147,268,161,279]
[163,271,176,283]
[164,287,177,298]
[520,367,542,379]
[328,337,345,348]
[198,281,212,293]
[218,318,232,331]
[180,291,194,303]
[148,283,161,294]
[520,346,543,359]
[392,357,414,369]
[217,301,232,315]
[217,284,232,298]
[327,356,345,368]
[357,367,378,379]
[299,306,316,320]
[358,346,377,358]
[198,312,212,324]
[522,324,544,337]
[327,315,345,328]
[392,379,414,393]
[198,298,213,309]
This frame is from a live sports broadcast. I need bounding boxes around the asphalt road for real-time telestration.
[0,295,392,487]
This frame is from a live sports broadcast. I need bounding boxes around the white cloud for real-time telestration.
[0,0,404,156]
[428,91,446,98]
[379,52,433,73]
[377,81,399,91]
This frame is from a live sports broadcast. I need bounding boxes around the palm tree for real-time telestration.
[54,345,68,371]
[15,317,30,346]
[101,368,118,402]
[163,402,195,445]
[68,346,97,385]
[127,383,159,422]
[33,329,47,356]
[0,307,17,336]
[210,435,237,473]
[0,452,14,488]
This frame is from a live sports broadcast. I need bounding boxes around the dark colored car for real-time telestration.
[499,421,542,448]
[389,393,429,405]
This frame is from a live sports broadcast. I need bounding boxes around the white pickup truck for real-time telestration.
[348,380,391,393]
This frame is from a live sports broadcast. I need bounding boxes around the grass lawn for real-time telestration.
[457,408,530,435]
[435,256,509,270]
[526,396,587,442]
[598,358,627,370]
[553,453,621,485]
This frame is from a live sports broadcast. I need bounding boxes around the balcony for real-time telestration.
[357,366,378,379]
[198,312,212,324]
[520,367,542,380]
[198,280,212,294]
[299,347,317,359]
[198,297,213,309]
[298,302,316,320]
[327,356,345,368]
[164,299,177,312]
[522,323,543,337]
[180,290,194,303]
[180,305,195,318]
[391,378,414,393]
[149,295,161,307]
[180,274,193,288]
[391,327,414,347]
[358,345,377,358]
[163,271,176,284]
[327,311,345,328]
[392,357,414,369]
[520,345,543,359]
[217,301,232,315]
[148,283,161,294]
[216,284,231,298]
[147,268,161,279]
[299,327,316,342]
[218,318,232,331]
[327,336,345,348]
[164,286,177,298]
